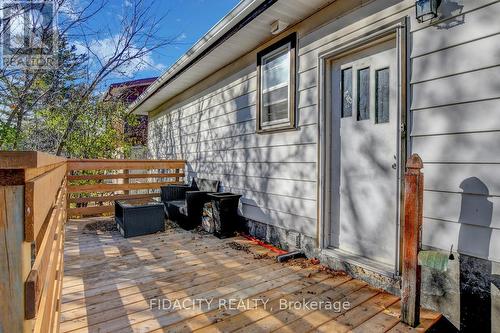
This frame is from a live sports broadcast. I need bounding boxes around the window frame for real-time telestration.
[256,33,297,133]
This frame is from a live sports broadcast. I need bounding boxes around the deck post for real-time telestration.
[0,151,68,333]
[123,169,130,195]
[401,153,424,327]
[0,185,31,333]
[175,168,180,183]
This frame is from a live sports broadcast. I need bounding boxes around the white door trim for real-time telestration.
[316,17,409,276]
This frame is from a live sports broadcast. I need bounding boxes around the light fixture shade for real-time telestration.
[270,20,289,35]
[415,0,441,23]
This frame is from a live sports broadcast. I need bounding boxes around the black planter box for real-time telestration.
[115,199,165,238]
[208,192,242,238]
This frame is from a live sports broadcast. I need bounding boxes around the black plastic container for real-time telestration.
[115,199,165,238]
[208,192,242,238]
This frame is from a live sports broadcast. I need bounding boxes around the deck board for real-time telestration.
[61,218,441,333]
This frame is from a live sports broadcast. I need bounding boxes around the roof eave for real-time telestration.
[128,0,267,115]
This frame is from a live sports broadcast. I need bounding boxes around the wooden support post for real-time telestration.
[401,154,424,327]
[0,151,69,332]
[67,170,71,217]
[123,169,130,195]
[0,185,31,333]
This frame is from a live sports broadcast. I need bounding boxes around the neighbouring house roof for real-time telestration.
[129,0,333,115]
[103,77,156,146]
[104,77,158,104]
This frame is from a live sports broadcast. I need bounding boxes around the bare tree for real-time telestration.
[54,0,175,155]
[0,0,106,148]
[0,0,177,155]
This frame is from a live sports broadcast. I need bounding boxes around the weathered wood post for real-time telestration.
[401,153,424,327]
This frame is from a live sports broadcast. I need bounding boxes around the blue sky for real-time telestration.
[144,0,241,76]
[66,0,240,89]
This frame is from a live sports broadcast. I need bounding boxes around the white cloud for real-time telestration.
[58,0,80,21]
[175,32,187,42]
[73,34,166,77]
[7,10,25,48]
[72,40,87,55]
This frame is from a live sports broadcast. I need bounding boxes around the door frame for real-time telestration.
[316,17,409,276]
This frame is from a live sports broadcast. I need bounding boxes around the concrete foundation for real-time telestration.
[420,247,500,332]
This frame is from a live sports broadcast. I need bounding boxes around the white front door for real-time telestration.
[329,39,399,270]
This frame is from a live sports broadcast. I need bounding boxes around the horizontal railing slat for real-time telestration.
[51,250,64,333]
[67,181,176,193]
[25,164,67,242]
[67,172,184,181]
[0,151,66,169]
[33,219,64,333]
[67,159,185,218]
[68,205,115,216]
[67,159,185,171]
[69,193,159,204]
[25,177,66,320]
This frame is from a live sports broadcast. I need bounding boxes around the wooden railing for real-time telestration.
[0,151,66,333]
[0,151,185,333]
[67,159,185,217]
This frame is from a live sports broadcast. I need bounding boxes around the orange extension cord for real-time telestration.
[240,233,288,255]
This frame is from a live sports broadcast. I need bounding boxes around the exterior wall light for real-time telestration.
[270,20,288,35]
[415,0,441,23]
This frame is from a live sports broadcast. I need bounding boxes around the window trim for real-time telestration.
[256,32,297,133]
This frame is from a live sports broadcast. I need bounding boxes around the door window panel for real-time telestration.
[357,67,370,121]
[375,68,390,123]
[341,68,352,118]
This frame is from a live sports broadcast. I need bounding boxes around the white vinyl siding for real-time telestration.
[149,0,500,262]
[291,0,500,263]
[409,0,500,262]
[149,63,317,237]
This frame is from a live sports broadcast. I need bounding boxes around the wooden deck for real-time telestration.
[61,218,441,333]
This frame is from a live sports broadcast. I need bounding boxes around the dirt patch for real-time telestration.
[165,219,180,230]
[226,241,251,253]
[283,257,347,278]
[225,241,275,260]
[318,265,348,277]
[191,224,211,236]
[253,252,273,260]
[285,257,318,269]
[82,219,117,234]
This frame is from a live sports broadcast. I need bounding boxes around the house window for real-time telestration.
[257,33,296,132]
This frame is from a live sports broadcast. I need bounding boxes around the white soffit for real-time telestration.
[131,0,332,115]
